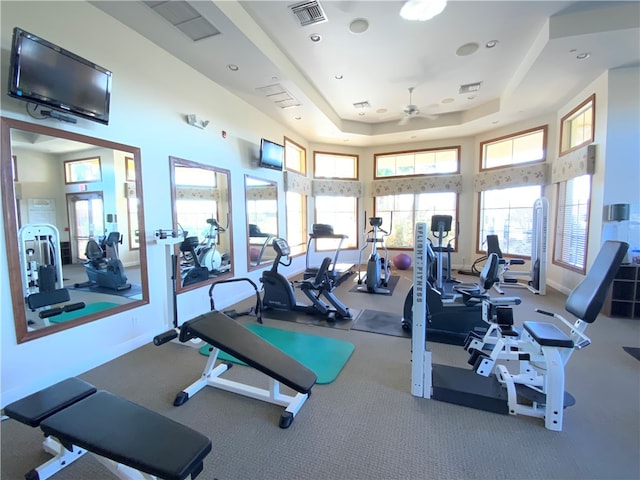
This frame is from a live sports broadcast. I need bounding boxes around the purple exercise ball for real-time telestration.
[393,253,412,270]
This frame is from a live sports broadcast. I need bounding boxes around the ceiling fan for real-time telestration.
[399,87,422,125]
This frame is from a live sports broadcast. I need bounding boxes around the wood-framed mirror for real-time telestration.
[1,117,149,344]
[169,156,233,291]
[245,175,278,269]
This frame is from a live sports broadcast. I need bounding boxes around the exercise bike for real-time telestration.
[401,242,521,345]
[261,237,352,321]
[357,213,392,294]
[194,217,231,274]
[76,232,131,291]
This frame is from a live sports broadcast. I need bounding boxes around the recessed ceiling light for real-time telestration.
[349,18,369,34]
[334,74,343,80]
[227,64,239,71]
[376,108,388,114]
[577,52,591,60]
[456,42,479,56]
[309,33,322,43]
[400,0,447,21]
[358,112,365,116]
[485,40,498,48]
[442,97,455,104]
[294,116,302,120]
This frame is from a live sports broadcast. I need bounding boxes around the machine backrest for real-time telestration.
[310,257,333,290]
[565,240,628,323]
[486,234,503,258]
[479,253,500,291]
[85,239,103,261]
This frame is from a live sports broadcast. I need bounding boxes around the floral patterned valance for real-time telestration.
[246,185,277,201]
[284,170,311,196]
[312,179,362,197]
[551,144,596,184]
[474,163,549,192]
[372,174,463,196]
[175,185,221,201]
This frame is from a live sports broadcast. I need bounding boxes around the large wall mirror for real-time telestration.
[170,157,233,291]
[1,117,149,343]
[245,175,278,269]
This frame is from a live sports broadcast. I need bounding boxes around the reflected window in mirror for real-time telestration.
[1,117,149,343]
[245,175,278,269]
[169,157,233,292]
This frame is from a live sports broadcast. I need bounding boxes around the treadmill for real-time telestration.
[304,224,354,286]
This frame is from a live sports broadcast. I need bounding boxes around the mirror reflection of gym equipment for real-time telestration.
[245,175,278,269]
[2,118,149,343]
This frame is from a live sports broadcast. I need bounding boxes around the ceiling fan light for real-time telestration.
[400,0,447,21]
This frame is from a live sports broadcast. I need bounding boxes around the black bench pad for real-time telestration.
[523,321,574,348]
[181,311,317,394]
[4,377,96,427]
[40,391,212,480]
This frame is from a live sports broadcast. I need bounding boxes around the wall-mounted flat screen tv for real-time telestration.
[7,27,112,125]
[259,138,284,171]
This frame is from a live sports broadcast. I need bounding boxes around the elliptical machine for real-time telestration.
[430,214,459,297]
[357,213,392,294]
[76,232,131,291]
[261,237,352,321]
[193,217,230,274]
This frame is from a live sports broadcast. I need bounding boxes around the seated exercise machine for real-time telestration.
[75,231,131,291]
[401,241,521,346]
[4,377,212,480]
[429,214,460,297]
[155,300,317,428]
[356,214,392,294]
[411,224,628,431]
[304,224,353,287]
[262,237,352,321]
[19,224,85,326]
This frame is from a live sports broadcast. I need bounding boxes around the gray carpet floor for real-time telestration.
[2,268,639,480]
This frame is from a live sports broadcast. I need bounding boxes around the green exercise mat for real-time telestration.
[48,301,121,323]
[199,324,355,384]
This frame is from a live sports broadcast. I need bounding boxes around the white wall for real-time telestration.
[0,0,309,406]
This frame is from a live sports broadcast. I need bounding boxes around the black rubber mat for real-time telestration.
[349,275,400,296]
[351,309,410,338]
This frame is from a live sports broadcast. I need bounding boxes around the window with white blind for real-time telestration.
[553,174,591,273]
[478,185,543,256]
[480,126,547,171]
[284,137,306,174]
[375,192,458,249]
[286,191,307,256]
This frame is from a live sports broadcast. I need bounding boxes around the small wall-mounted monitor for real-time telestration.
[7,27,112,125]
[259,138,284,171]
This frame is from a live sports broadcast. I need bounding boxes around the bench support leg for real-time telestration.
[28,436,88,480]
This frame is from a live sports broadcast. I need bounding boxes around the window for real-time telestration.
[314,152,358,179]
[375,147,459,178]
[315,196,357,249]
[286,191,307,256]
[553,175,591,273]
[480,126,547,171]
[64,157,101,183]
[478,185,543,256]
[125,156,136,181]
[284,137,306,174]
[560,95,594,155]
[375,192,458,249]
[174,166,218,243]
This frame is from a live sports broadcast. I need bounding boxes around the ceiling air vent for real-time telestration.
[143,1,221,42]
[256,84,301,109]
[289,1,328,27]
[459,82,482,94]
[353,101,371,109]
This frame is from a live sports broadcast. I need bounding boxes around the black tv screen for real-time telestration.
[7,27,112,125]
[259,138,284,171]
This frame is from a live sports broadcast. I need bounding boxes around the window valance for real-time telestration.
[474,163,548,192]
[372,174,462,196]
[284,170,311,196]
[174,185,221,201]
[551,144,596,184]
[246,186,276,201]
[312,179,362,197]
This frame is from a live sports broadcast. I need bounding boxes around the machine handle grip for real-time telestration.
[64,302,85,312]
[39,307,63,319]
[153,329,178,346]
[535,308,555,317]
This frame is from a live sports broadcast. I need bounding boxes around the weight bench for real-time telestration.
[4,377,212,480]
[173,310,317,428]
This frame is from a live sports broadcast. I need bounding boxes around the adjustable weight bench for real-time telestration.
[4,377,212,480]
[173,310,317,428]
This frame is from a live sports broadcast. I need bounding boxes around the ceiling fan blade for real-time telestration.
[398,115,410,126]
